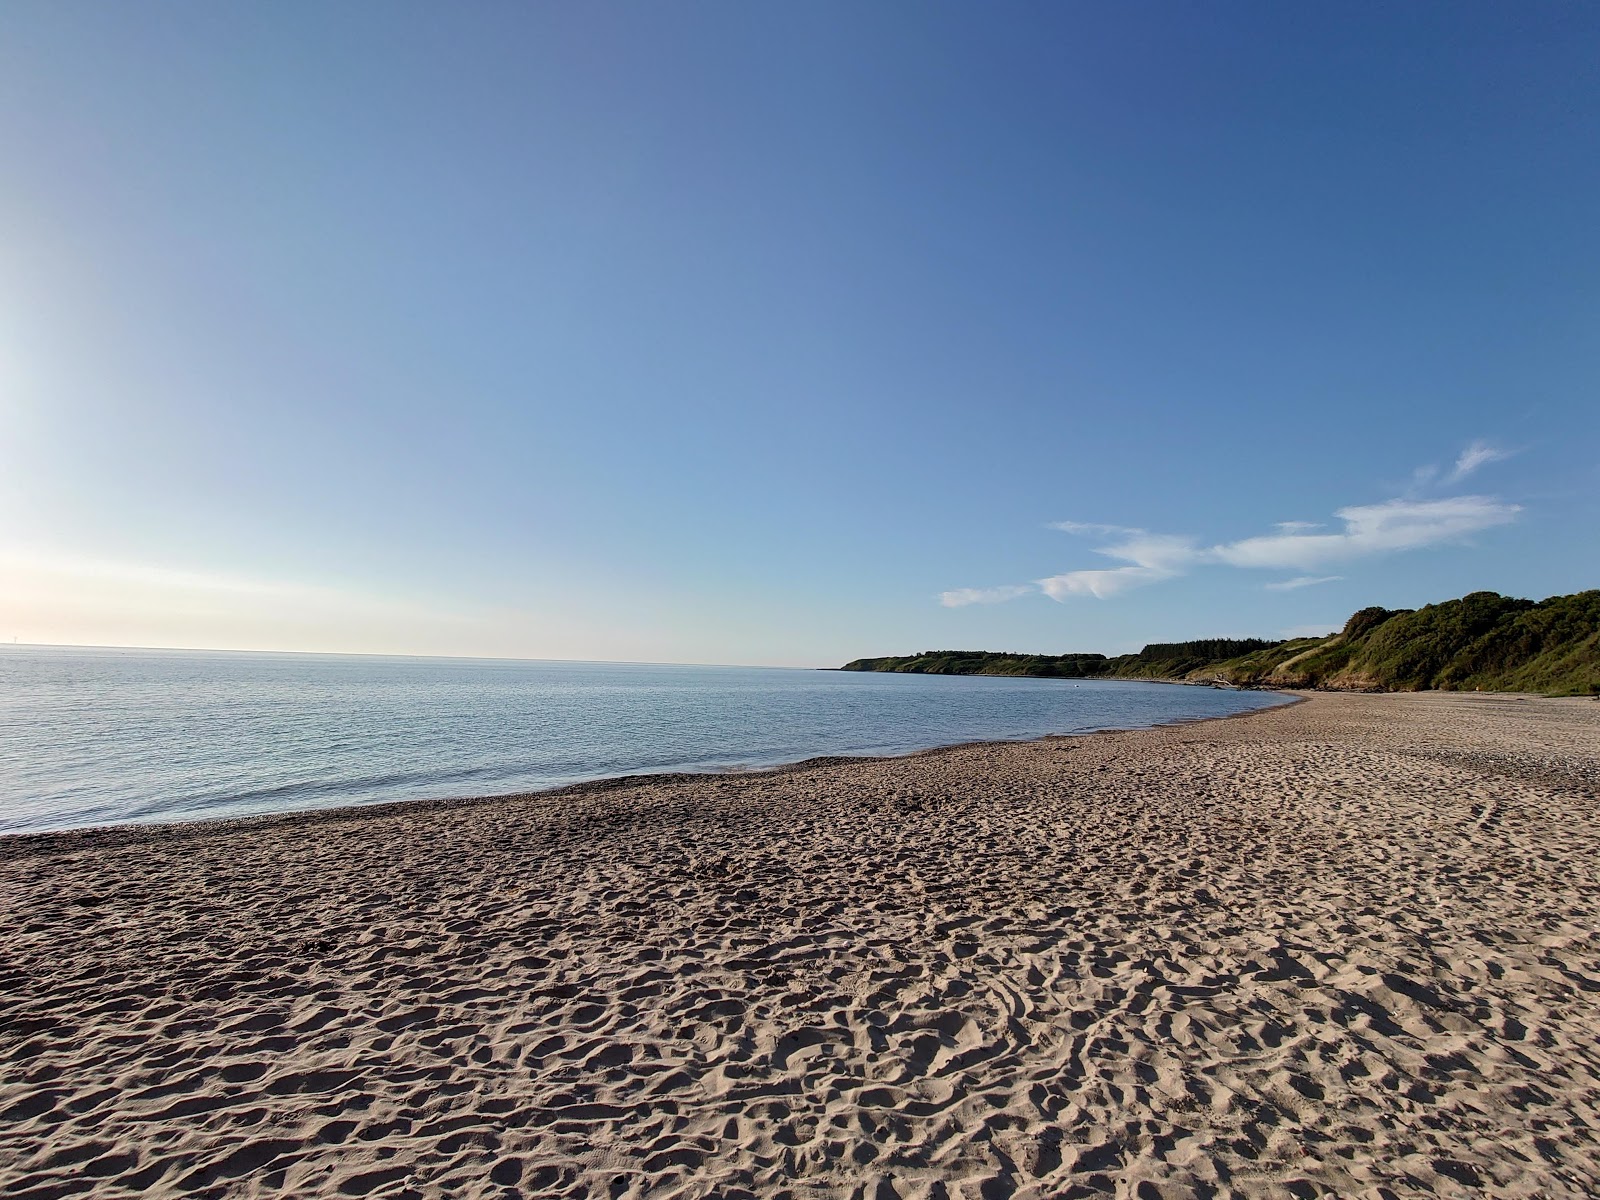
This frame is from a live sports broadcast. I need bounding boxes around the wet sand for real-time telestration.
[3,691,1599,1199]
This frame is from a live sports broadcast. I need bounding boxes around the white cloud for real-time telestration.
[1037,566,1171,600]
[938,585,1032,608]
[1034,530,1201,603]
[1445,439,1512,484]
[1095,533,1202,571]
[1403,440,1513,495]
[1049,520,1145,537]
[944,488,1521,607]
[1211,496,1519,571]
[1265,575,1343,591]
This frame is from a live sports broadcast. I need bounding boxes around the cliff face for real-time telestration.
[840,590,1600,696]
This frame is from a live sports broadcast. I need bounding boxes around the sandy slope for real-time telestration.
[3,692,1599,1199]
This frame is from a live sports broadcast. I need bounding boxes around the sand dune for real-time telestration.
[4,692,1600,1198]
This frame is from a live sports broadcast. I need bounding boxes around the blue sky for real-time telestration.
[1,3,1595,665]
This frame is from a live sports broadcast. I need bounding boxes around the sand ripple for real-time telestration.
[3,692,1600,1197]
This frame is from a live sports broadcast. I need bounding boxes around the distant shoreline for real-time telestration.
[837,586,1599,696]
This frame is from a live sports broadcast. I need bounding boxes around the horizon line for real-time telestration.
[0,639,825,672]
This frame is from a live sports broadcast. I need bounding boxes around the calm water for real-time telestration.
[0,645,1290,836]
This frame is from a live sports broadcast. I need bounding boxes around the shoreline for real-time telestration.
[2,689,1301,853]
[6,691,1599,1197]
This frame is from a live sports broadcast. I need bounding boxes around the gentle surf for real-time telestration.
[0,644,1289,835]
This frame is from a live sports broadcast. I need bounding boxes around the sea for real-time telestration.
[0,645,1291,836]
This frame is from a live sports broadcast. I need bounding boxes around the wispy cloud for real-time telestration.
[1210,496,1519,571]
[1036,529,1201,601]
[1444,439,1513,485]
[939,447,1523,606]
[1048,520,1144,537]
[1404,439,1514,495]
[939,585,1032,608]
[1037,566,1172,600]
[1264,575,1342,591]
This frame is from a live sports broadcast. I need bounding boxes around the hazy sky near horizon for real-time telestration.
[2,3,1596,665]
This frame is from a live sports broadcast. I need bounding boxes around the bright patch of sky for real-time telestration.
[1,4,1595,663]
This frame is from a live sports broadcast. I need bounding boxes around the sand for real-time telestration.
[3,691,1600,1199]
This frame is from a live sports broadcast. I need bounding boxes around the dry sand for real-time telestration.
[3,691,1600,1199]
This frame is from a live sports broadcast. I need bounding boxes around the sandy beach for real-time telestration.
[4,691,1599,1199]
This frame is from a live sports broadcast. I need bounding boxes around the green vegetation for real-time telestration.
[839,651,1111,678]
[840,589,1600,696]
[1098,639,1283,680]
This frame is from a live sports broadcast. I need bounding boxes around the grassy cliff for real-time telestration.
[1207,590,1600,693]
[840,590,1600,696]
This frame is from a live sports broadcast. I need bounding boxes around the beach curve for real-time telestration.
[3,691,1599,1198]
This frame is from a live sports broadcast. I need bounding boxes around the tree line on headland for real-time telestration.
[840,590,1600,696]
